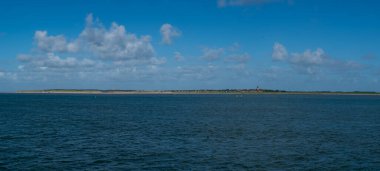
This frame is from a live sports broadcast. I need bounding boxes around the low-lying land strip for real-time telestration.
[16,89,380,95]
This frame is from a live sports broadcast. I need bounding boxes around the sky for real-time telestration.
[0,0,379,92]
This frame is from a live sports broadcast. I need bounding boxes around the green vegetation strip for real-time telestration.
[16,89,380,95]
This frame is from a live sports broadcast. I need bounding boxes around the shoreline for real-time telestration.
[14,91,380,96]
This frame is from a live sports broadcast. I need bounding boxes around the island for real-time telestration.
[16,89,380,95]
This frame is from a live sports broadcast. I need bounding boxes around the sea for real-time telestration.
[0,93,379,170]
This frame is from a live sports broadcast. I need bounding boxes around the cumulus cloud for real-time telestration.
[290,48,326,66]
[19,14,162,69]
[272,42,287,61]
[30,14,157,62]
[273,43,366,76]
[288,48,364,75]
[160,23,181,45]
[201,48,225,61]
[218,0,282,7]
[289,48,332,74]
[14,13,167,84]
[80,14,155,60]
[34,31,78,53]
[271,43,328,74]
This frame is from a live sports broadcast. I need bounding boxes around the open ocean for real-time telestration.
[0,93,379,170]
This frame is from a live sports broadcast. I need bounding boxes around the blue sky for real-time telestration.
[0,0,379,92]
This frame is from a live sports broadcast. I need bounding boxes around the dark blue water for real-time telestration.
[0,94,379,170]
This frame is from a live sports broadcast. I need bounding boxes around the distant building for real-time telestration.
[256,86,261,92]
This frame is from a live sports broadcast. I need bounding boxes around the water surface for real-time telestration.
[0,94,379,170]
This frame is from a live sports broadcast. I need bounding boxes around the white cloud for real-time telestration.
[290,48,325,66]
[18,14,163,72]
[9,14,269,87]
[13,14,171,85]
[34,30,78,53]
[202,48,225,61]
[286,48,328,75]
[18,53,100,71]
[272,42,287,61]
[270,45,327,75]
[80,14,155,60]
[273,45,366,76]
[160,23,181,45]
[30,14,157,62]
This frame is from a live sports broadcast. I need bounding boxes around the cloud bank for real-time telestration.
[14,14,167,84]
[1,13,376,91]
[11,14,255,89]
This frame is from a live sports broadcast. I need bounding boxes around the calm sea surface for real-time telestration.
[0,94,379,170]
